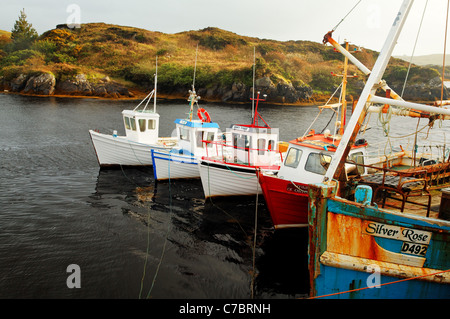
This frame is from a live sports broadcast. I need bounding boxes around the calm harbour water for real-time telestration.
[1,93,448,299]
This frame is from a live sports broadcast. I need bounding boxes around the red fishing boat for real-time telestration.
[259,129,368,228]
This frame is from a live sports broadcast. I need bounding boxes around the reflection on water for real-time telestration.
[90,168,309,299]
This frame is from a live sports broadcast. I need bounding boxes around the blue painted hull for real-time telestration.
[315,263,449,299]
[308,183,450,299]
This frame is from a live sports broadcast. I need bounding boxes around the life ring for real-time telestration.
[197,108,211,123]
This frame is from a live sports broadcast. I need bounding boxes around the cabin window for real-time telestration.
[232,133,238,148]
[196,131,215,148]
[130,118,136,131]
[234,134,250,150]
[180,127,190,140]
[268,140,275,151]
[305,153,331,175]
[348,151,365,175]
[124,117,131,130]
[285,147,303,168]
[196,131,204,148]
[139,119,146,132]
[257,139,266,155]
[206,132,215,148]
[148,119,156,130]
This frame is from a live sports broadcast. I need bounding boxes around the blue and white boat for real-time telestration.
[151,88,222,180]
[307,0,450,299]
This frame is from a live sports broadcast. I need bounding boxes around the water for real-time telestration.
[1,93,448,299]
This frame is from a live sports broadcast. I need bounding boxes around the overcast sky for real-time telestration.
[0,0,447,57]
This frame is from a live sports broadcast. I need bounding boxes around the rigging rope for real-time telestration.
[441,0,450,106]
[401,0,429,98]
[308,268,450,299]
[332,0,362,32]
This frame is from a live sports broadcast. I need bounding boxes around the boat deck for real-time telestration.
[378,188,442,219]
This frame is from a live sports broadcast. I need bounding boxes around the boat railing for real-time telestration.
[350,162,432,216]
[202,139,283,166]
[366,137,450,163]
[349,154,450,190]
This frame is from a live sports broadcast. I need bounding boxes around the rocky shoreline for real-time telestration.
[0,71,318,104]
[1,71,447,105]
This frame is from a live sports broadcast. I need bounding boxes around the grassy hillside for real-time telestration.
[0,23,443,101]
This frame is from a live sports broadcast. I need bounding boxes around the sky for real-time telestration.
[0,0,448,57]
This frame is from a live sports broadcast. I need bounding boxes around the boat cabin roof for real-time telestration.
[292,133,367,152]
[175,118,219,129]
[230,124,277,135]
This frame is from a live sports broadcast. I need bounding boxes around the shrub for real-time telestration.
[1,49,43,66]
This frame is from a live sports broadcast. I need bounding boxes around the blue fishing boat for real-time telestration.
[151,88,222,180]
[307,0,450,299]
[308,183,450,299]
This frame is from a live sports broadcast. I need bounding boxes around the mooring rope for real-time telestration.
[145,153,173,298]
[250,171,260,299]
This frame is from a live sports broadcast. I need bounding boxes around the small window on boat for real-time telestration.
[206,132,215,148]
[130,118,136,131]
[196,131,205,148]
[232,133,238,148]
[124,117,131,130]
[148,119,156,130]
[285,147,303,168]
[180,127,190,140]
[268,140,275,151]
[258,138,266,155]
[305,153,331,175]
[139,119,146,132]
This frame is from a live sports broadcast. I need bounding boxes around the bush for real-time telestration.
[310,66,341,93]
[1,49,43,66]
[32,40,57,55]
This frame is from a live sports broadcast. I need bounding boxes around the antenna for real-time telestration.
[193,43,198,91]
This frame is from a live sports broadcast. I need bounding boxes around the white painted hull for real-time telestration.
[89,130,175,167]
[152,150,199,180]
[198,159,277,198]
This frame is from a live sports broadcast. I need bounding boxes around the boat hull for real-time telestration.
[198,159,276,198]
[151,150,199,180]
[308,183,450,299]
[89,130,174,167]
[258,173,309,228]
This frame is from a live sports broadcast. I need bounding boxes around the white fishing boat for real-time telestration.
[89,60,177,167]
[198,92,286,198]
[151,88,222,180]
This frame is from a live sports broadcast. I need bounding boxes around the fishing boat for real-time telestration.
[258,40,370,229]
[308,0,450,299]
[89,60,177,167]
[259,129,369,228]
[198,92,285,198]
[151,88,222,180]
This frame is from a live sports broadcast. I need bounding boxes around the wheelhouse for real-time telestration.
[122,109,160,144]
[277,133,368,184]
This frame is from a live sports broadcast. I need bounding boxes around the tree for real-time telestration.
[10,9,38,51]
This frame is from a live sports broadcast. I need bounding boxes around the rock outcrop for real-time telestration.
[2,72,133,98]
[24,73,56,95]
[196,76,313,104]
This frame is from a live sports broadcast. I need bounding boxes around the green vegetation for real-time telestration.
[0,13,442,100]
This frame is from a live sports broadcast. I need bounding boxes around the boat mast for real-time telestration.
[340,40,349,136]
[323,0,414,183]
[189,44,199,121]
[154,55,157,113]
[252,46,256,121]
